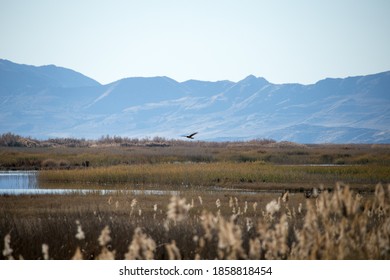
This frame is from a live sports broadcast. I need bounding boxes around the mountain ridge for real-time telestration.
[0,59,389,143]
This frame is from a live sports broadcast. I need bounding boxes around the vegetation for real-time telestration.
[37,162,390,191]
[1,133,389,259]
[1,184,389,259]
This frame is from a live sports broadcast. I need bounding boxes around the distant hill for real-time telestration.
[0,59,389,143]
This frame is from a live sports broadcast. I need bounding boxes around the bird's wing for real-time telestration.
[189,132,198,137]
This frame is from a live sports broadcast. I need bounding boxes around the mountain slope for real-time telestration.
[0,59,389,143]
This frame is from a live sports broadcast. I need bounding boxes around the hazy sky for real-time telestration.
[1,0,389,85]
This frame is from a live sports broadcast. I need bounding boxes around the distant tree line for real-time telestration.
[0,132,276,148]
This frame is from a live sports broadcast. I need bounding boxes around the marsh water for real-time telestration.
[0,170,282,196]
[0,171,183,196]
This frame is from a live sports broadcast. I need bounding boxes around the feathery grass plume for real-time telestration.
[216,198,221,208]
[167,196,190,224]
[98,226,111,246]
[107,196,113,205]
[298,203,303,214]
[198,196,203,206]
[200,211,219,241]
[72,247,83,260]
[42,244,49,260]
[246,217,254,232]
[75,220,85,240]
[115,200,120,209]
[125,227,156,260]
[265,199,280,216]
[165,240,182,260]
[282,191,289,203]
[312,187,319,198]
[249,238,261,259]
[130,198,138,216]
[229,196,234,208]
[253,202,258,213]
[244,201,248,213]
[96,247,116,260]
[96,226,115,260]
[2,233,14,260]
[153,204,158,219]
[217,216,246,259]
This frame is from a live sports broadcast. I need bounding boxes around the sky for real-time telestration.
[1,0,390,85]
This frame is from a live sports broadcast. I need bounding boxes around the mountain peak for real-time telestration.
[240,75,269,84]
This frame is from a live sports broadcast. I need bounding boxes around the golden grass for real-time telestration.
[38,162,390,189]
[1,183,389,259]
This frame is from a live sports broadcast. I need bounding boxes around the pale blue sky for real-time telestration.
[1,0,389,85]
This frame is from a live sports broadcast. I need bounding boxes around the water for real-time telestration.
[0,171,284,196]
[0,171,181,196]
[0,171,38,190]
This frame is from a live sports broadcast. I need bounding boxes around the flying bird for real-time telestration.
[183,132,198,139]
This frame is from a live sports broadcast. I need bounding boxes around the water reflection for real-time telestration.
[0,171,278,196]
[0,171,38,189]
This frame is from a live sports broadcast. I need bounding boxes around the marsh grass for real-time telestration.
[2,142,390,170]
[38,162,390,189]
[1,183,389,260]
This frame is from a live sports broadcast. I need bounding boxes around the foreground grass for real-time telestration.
[1,184,389,259]
[38,162,390,190]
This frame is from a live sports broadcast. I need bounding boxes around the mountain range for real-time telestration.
[0,59,389,143]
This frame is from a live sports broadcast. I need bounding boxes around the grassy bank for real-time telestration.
[1,184,389,259]
[1,142,390,170]
[38,162,390,190]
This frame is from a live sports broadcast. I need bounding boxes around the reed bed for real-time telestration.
[1,183,389,259]
[38,162,390,189]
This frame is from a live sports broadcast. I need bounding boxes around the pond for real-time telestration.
[0,171,182,196]
[0,171,278,196]
[0,171,285,196]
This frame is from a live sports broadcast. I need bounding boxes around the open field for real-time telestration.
[1,184,389,259]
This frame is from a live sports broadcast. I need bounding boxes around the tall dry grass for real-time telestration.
[1,183,389,259]
[38,162,390,190]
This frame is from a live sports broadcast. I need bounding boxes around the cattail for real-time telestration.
[244,201,248,213]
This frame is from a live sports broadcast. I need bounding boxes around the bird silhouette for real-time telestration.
[183,132,198,139]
